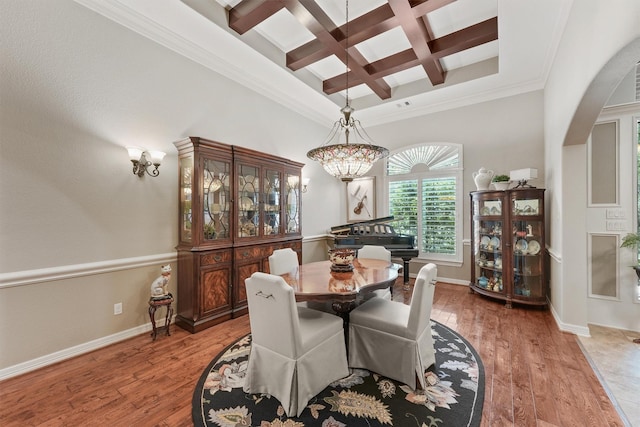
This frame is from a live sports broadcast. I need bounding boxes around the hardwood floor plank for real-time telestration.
[510,317,537,427]
[546,357,594,426]
[0,281,624,426]
[572,346,625,427]
[529,361,561,426]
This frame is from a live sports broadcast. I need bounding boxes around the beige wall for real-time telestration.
[0,0,332,377]
[544,0,640,334]
[1,262,175,369]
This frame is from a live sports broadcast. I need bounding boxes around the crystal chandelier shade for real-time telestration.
[307,106,388,182]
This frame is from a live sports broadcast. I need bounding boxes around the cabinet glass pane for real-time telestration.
[474,218,504,293]
[512,219,543,297]
[263,169,281,235]
[180,156,193,243]
[238,165,259,238]
[474,198,502,216]
[285,173,300,234]
[512,198,540,216]
[203,159,231,240]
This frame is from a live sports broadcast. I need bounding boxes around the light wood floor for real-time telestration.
[0,281,625,426]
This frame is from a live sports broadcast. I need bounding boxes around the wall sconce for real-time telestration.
[302,178,310,193]
[126,146,166,177]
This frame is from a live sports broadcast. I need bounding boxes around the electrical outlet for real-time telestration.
[114,302,123,315]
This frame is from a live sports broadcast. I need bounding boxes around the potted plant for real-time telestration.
[620,232,640,343]
[204,223,217,240]
[492,174,511,190]
[620,232,640,279]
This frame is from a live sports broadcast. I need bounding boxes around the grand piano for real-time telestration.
[331,216,418,287]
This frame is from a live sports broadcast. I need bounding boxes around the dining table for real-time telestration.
[278,258,400,322]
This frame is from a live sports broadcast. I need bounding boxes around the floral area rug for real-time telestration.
[192,320,484,427]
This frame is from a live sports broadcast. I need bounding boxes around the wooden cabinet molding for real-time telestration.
[174,137,303,332]
[469,188,547,309]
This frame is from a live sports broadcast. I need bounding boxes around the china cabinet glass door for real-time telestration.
[263,168,281,236]
[285,172,301,234]
[511,195,544,300]
[473,195,504,294]
[202,158,231,241]
[179,155,193,243]
[238,164,259,238]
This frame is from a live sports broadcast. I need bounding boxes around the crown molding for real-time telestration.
[74,0,337,126]
[73,0,569,126]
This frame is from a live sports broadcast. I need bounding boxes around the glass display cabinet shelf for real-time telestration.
[470,188,547,308]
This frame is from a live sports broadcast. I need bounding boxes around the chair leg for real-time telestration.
[415,373,423,391]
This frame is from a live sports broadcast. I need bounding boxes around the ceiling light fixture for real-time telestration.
[306,0,388,183]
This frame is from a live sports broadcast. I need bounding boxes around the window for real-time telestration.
[384,144,463,263]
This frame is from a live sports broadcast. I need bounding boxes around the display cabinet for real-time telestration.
[470,188,547,308]
[174,137,303,332]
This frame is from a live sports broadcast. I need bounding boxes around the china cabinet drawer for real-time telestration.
[201,250,232,266]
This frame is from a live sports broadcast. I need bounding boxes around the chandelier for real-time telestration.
[306,0,389,183]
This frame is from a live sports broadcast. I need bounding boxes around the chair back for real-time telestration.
[245,272,300,359]
[357,245,391,262]
[268,248,299,276]
[407,263,437,338]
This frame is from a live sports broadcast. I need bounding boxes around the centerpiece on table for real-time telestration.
[328,248,356,272]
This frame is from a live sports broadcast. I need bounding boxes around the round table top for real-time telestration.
[279,258,400,303]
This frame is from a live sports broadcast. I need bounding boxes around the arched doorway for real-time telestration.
[566,38,640,332]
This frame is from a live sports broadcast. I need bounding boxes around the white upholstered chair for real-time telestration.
[269,247,325,310]
[268,248,299,276]
[243,272,349,417]
[357,245,393,300]
[348,263,437,390]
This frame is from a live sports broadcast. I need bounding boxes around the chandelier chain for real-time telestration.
[345,0,349,105]
[305,0,389,182]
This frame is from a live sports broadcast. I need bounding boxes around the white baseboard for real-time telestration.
[549,303,591,337]
[406,272,469,287]
[435,277,470,286]
[0,320,172,381]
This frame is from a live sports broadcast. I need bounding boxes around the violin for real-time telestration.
[351,185,368,216]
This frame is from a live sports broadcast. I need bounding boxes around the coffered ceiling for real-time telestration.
[221,0,498,100]
[75,0,573,126]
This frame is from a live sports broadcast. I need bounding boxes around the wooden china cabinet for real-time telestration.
[469,188,547,308]
[174,137,303,332]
